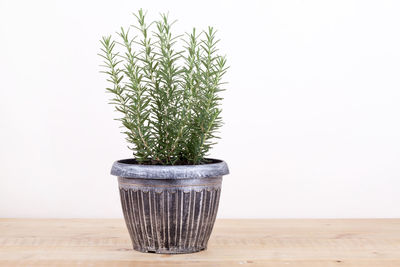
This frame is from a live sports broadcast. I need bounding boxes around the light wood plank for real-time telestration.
[0,219,400,266]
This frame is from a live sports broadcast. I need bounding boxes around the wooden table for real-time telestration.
[1,219,399,266]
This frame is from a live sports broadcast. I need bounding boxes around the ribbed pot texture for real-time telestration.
[111,159,229,254]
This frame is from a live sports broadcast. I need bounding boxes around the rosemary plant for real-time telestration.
[99,9,228,165]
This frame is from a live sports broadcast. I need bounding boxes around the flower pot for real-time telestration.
[111,158,229,254]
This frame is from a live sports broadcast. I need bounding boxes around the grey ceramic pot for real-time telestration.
[111,158,229,254]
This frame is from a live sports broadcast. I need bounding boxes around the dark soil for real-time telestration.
[118,158,222,166]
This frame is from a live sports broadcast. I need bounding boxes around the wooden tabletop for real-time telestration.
[0,219,399,266]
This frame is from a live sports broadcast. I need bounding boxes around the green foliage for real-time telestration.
[99,9,228,165]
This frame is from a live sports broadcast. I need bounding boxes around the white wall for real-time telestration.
[1,0,400,218]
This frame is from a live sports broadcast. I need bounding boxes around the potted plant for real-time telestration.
[99,9,229,254]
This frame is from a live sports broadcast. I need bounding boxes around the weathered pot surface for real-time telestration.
[111,158,229,254]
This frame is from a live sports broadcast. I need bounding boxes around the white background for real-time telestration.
[1,0,400,218]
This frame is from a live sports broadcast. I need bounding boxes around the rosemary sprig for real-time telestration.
[99,9,228,165]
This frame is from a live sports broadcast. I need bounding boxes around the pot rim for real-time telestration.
[111,158,229,179]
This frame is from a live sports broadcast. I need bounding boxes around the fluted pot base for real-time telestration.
[118,177,222,254]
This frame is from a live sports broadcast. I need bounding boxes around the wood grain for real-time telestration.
[1,219,400,266]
